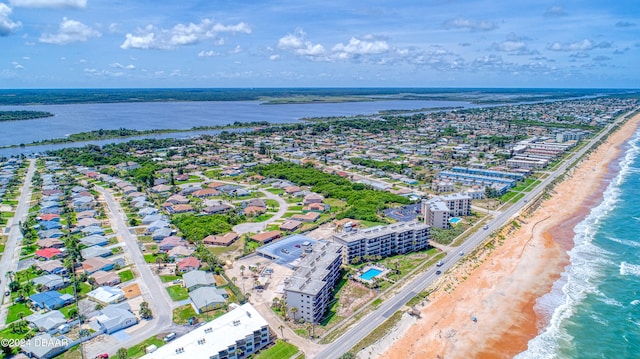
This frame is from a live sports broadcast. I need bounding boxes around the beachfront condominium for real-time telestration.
[140,303,271,359]
[422,193,472,229]
[284,241,343,323]
[333,221,430,264]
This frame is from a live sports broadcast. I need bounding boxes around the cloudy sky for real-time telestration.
[1,0,638,88]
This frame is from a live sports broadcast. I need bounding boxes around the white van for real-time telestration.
[164,332,176,342]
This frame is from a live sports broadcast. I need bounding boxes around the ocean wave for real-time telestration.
[516,129,640,358]
[620,262,640,277]
[605,236,640,248]
[631,300,640,306]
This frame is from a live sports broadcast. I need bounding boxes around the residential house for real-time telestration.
[80,246,111,259]
[35,248,63,260]
[243,206,266,216]
[82,257,115,274]
[202,204,233,214]
[29,291,74,310]
[87,286,126,305]
[150,184,172,194]
[35,260,66,275]
[191,188,220,198]
[166,204,194,214]
[39,221,62,230]
[189,287,227,314]
[80,226,104,236]
[279,220,302,232]
[32,275,68,291]
[158,236,185,251]
[202,232,239,246]
[290,212,320,222]
[36,238,64,249]
[302,203,326,213]
[303,193,323,205]
[177,257,201,273]
[90,271,121,287]
[182,270,215,291]
[79,235,108,247]
[250,230,281,244]
[38,229,63,239]
[76,218,101,229]
[25,310,66,332]
[20,333,67,359]
[141,214,163,225]
[167,246,194,259]
[165,194,189,204]
[94,302,138,334]
[152,227,173,241]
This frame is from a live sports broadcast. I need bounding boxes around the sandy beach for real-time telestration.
[377,112,640,359]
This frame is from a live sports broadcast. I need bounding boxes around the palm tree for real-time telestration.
[290,307,298,321]
[5,271,14,283]
[278,325,285,339]
[239,265,246,277]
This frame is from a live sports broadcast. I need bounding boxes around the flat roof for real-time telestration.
[333,221,429,244]
[141,303,268,359]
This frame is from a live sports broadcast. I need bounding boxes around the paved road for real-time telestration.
[0,159,35,325]
[95,186,181,357]
[316,111,634,359]
[233,188,289,234]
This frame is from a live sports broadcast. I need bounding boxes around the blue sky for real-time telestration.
[1,0,639,88]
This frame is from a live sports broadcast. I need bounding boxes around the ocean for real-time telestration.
[516,130,640,358]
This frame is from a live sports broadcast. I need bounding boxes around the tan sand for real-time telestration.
[380,112,640,359]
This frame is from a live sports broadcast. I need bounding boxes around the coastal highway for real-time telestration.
[316,111,634,359]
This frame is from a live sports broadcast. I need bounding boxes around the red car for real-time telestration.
[95,354,109,359]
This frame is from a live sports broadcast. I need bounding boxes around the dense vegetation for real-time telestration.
[509,119,599,131]
[349,157,408,174]
[256,162,411,221]
[172,214,234,242]
[0,111,53,121]
[0,88,621,105]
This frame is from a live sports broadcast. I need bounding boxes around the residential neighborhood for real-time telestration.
[0,96,637,359]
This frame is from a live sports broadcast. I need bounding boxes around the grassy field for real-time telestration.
[6,302,33,323]
[160,275,180,283]
[255,340,299,359]
[172,304,226,325]
[118,269,135,282]
[126,335,166,358]
[166,285,189,301]
[265,188,284,195]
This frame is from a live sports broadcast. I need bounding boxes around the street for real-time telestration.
[0,159,35,325]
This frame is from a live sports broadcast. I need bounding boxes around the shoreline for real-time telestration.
[377,112,640,359]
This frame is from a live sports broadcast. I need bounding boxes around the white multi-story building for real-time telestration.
[141,303,271,359]
[333,222,430,264]
[284,241,343,324]
[422,193,472,229]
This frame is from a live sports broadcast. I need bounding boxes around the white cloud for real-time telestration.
[198,50,218,57]
[0,3,21,36]
[269,54,280,61]
[277,28,327,59]
[444,17,497,31]
[39,17,101,45]
[331,36,390,58]
[228,45,242,54]
[544,6,567,17]
[120,19,251,50]
[109,62,135,70]
[11,61,23,69]
[491,33,537,55]
[9,0,86,8]
[548,39,611,51]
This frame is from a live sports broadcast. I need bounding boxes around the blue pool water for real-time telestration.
[450,217,462,224]
[360,268,383,281]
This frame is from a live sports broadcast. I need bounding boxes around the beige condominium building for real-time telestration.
[333,221,430,264]
[422,193,472,229]
[283,241,343,324]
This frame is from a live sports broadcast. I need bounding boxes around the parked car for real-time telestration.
[435,270,442,275]
[164,332,176,342]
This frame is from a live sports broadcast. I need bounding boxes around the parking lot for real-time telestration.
[256,234,318,268]
[384,203,421,221]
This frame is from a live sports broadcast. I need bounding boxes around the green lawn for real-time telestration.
[172,304,226,325]
[126,336,166,358]
[6,302,33,324]
[160,275,180,283]
[265,199,279,209]
[265,188,284,195]
[255,340,299,359]
[144,254,157,264]
[166,285,189,301]
[59,282,92,296]
[118,269,134,283]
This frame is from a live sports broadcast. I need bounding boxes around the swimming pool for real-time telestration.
[449,217,462,224]
[359,268,383,281]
